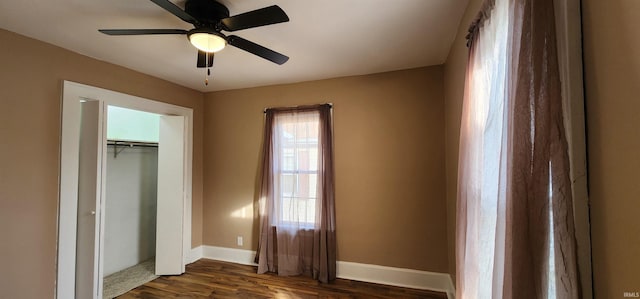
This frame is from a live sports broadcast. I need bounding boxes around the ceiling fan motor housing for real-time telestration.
[185,0,229,26]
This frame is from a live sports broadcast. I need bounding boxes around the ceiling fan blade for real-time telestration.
[227,35,289,65]
[221,5,289,32]
[149,0,199,25]
[99,29,188,35]
[197,50,214,68]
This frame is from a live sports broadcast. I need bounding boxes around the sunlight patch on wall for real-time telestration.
[230,203,254,219]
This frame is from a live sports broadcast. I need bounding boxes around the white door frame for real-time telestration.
[56,81,193,298]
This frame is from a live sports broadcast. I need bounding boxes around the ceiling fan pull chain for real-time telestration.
[204,52,209,86]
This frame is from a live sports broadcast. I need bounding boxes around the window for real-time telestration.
[256,104,336,282]
[272,111,320,228]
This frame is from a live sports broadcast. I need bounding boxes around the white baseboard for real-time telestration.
[187,245,203,264]
[201,245,258,266]
[337,261,455,299]
[190,245,455,298]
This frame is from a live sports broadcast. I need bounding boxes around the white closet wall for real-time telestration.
[103,145,158,276]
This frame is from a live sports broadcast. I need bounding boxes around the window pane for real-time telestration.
[273,111,320,226]
[282,148,295,171]
[309,148,318,171]
[281,174,295,197]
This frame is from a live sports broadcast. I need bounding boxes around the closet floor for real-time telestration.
[104,259,158,299]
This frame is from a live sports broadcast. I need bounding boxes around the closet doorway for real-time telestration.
[102,106,160,297]
[57,81,193,299]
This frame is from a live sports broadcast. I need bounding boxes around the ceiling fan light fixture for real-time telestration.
[188,30,226,53]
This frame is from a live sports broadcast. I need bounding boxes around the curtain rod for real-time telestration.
[263,103,333,113]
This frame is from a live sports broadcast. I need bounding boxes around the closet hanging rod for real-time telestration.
[108,140,158,158]
[107,140,158,148]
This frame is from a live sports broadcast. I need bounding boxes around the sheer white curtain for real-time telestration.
[272,111,321,233]
[457,0,510,297]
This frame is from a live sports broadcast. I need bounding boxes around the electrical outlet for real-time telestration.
[237,236,243,246]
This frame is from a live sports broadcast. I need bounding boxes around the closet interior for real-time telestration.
[102,106,161,298]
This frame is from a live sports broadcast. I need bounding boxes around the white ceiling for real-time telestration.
[0,0,468,92]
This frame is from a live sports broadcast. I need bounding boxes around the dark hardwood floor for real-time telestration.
[118,259,447,298]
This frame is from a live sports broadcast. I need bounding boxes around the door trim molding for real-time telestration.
[56,81,194,298]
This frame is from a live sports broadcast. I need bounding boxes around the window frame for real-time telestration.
[273,113,321,229]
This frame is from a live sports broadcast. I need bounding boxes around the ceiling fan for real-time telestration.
[99,0,290,70]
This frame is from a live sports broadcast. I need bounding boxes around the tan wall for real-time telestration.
[203,67,448,272]
[443,0,482,282]
[583,0,640,297]
[0,29,204,298]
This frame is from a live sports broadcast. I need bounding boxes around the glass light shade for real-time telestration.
[189,32,226,53]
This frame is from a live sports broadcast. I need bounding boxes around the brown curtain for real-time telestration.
[457,0,580,298]
[255,104,336,283]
